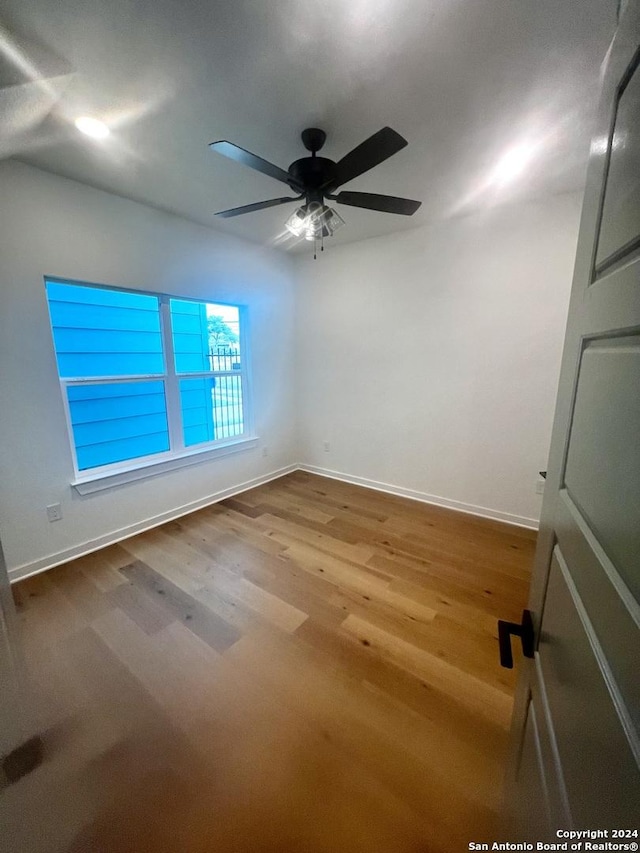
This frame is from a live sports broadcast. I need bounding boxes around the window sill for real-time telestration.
[71,436,259,495]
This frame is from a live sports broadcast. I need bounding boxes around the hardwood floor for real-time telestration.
[6,471,535,853]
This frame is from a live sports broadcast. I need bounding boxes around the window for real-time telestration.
[45,279,251,484]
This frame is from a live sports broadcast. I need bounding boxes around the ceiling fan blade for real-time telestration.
[210,140,301,188]
[331,191,421,216]
[215,196,302,218]
[329,127,408,189]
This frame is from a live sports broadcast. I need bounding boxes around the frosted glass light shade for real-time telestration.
[285,203,345,240]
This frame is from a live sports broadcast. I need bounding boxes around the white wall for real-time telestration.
[0,161,297,579]
[294,193,583,527]
[0,162,581,580]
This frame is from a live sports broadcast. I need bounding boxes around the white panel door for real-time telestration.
[504,1,640,836]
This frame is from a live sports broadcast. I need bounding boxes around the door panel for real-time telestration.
[555,492,640,734]
[538,552,640,826]
[563,336,640,601]
[595,52,640,271]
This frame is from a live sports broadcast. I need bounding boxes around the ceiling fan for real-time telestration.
[209,127,421,253]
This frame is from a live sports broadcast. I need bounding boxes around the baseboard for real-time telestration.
[297,464,539,530]
[8,464,297,584]
[9,460,538,583]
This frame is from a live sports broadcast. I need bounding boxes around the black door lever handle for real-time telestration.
[498,609,535,669]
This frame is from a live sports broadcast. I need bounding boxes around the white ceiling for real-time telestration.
[1,0,617,251]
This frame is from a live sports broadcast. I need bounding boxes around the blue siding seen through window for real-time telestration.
[170,299,211,373]
[46,280,168,471]
[67,381,169,470]
[180,378,215,447]
[46,281,164,377]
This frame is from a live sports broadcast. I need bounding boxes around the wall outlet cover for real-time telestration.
[46,503,62,522]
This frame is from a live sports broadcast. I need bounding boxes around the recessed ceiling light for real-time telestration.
[74,116,110,140]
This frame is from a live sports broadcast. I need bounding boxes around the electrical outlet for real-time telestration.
[262,446,269,457]
[46,503,62,522]
[535,479,545,495]
[323,440,330,452]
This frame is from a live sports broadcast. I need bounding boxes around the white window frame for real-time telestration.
[48,279,256,494]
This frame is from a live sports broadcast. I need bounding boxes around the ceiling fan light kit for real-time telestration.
[285,202,345,245]
[210,126,421,257]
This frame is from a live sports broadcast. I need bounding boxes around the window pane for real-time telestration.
[212,374,244,440]
[46,281,164,377]
[180,377,215,446]
[179,375,243,446]
[170,299,241,374]
[67,381,169,470]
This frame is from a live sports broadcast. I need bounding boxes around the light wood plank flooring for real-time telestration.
[6,471,535,853]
